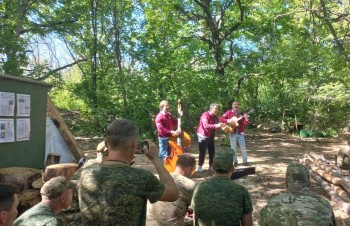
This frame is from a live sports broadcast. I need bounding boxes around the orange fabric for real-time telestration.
[164,131,191,172]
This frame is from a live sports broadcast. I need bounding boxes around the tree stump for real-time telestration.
[0,167,41,192]
[32,177,44,189]
[17,189,41,215]
[17,189,41,208]
[42,163,79,182]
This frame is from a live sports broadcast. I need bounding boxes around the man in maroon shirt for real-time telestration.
[196,103,224,172]
[220,101,250,166]
[155,100,182,163]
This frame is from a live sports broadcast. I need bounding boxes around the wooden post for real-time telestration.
[45,153,61,167]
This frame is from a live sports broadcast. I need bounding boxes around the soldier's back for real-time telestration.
[259,192,336,226]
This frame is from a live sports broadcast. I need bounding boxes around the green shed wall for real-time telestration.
[0,74,51,169]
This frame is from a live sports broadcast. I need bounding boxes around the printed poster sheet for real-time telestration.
[0,119,15,143]
[17,94,31,117]
[16,118,31,141]
[0,92,15,116]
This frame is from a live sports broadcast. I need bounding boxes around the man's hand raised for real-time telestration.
[143,139,159,162]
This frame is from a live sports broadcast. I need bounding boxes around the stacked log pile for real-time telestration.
[0,163,79,214]
[300,152,350,216]
[0,167,42,212]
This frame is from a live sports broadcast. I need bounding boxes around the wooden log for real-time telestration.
[305,159,350,194]
[17,189,41,208]
[299,154,314,164]
[312,172,350,215]
[0,167,41,192]
[330,184,350,202]
[42,163,79,182]
[47,97,84,161]
[309,151,328,162]
[32,177,44,189]
[315,158,344,178]
[306,152,350,190]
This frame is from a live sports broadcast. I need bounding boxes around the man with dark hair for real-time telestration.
[196,103,224,172]
[191,148,253,226]
[77,119,179,225]
[0,184,19,226]
[259,163,336,226]
[147,153,197,225]
[14,176,74,226]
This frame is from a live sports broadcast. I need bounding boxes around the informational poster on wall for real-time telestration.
[16,118,31,141]
[0,119,15,143]
[0,92,15,116]
[17,94,31,117]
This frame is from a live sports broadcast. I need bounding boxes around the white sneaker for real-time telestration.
[197,165,203,172]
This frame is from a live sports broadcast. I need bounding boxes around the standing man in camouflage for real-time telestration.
[14,176,74,226]
[259,163,336,226]
[57,141,111,226]
[147,153,197,225]
[0,184,19,226]
[191,148,253,226]
[77,119,179,225]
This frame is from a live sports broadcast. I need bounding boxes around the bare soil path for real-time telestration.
[77,129,350,226]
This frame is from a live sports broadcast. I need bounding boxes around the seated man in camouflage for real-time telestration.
[147,153,197,226]
[14,176,74,226]
[191,148,253,226]
[259,163,336,226]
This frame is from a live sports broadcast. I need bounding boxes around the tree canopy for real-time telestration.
[1,0,349,136]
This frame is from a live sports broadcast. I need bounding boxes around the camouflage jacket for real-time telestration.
[13,203,63,226]
[259,192,336,226]
[78,162,165,226]
[56,159,100,226]
[191,176,253,226]
[147,172,197,226]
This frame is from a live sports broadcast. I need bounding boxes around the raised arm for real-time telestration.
[143,139,179,202]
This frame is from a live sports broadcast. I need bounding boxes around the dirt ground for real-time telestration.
[77,129,350,226]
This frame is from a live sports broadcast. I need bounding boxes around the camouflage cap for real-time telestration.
[286,163,310,192]
[40,176,75,199]
[213,147,234,172]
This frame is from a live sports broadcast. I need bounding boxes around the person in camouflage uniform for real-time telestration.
[147,153,197,226]
[191,148,253,226]
[77,119,179,226]
[57,140,110,226]
[14,176,74,226]
[259,163,336,226]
